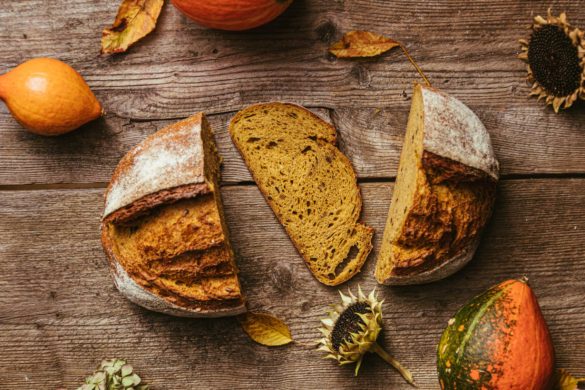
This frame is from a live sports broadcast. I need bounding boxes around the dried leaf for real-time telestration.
[101,0,164,54]
[556,369,585,390]
[329,31,400,58]
[238,312,293,346]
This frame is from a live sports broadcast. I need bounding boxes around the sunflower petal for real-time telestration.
[534,15,547,25]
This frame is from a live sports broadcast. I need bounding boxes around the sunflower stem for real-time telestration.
[354,357,363,376]
[399,45,431,87]
[371,342,416,387]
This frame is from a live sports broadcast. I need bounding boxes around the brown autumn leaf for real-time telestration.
[329,31,401,58]
[238,312,293,347]
[556,369,585,390]
[101,0,164,54]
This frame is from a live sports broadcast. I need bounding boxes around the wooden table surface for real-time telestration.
[1,1,585,389]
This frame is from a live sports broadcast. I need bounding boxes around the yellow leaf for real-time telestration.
[556,368,585,390]
[329,31,400,58]
[238,312,293,347]
[101,0,164,54]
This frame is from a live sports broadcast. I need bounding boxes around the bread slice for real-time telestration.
[375,84,499,285]
[229,103,373,286]
[101,113,245,317]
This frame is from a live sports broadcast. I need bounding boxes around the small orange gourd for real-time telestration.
[0,58,102,136]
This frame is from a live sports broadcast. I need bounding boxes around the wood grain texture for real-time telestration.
[2,2,585,184]
[1,180,584,389]
[4,102,585,185]
[1,0,584,117]
[0,108,330,186]
[1,0,585,389]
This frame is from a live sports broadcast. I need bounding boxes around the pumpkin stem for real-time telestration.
[399,45,431,87]
[371,342,417,387]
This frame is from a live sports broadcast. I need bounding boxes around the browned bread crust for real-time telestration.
[376,85,499,285]
[390,152,496,274]
[104,183,211,225]
[229,103,373,286]
[101,114,245,317]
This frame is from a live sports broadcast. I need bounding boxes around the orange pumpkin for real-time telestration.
[171,0,293,31]
[438,279,555,389]
[0,58,102,136]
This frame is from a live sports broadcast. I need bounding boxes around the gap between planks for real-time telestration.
[2,173,585,192]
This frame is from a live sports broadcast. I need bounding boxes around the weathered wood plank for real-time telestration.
[4,100,585,185]
[1,180,584,389]
[332,105,585,178]
[2,0,585,184]
[0,108,329,186]
[0,1,583,118]
[2,1,585,389]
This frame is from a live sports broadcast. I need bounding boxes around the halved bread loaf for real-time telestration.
[229,103,373,286]
[101,113,245,317]
[375,84,499,285]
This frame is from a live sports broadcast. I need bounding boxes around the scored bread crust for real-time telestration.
[229,102,374,286]
[376,84,499,285]
[101,113,245,317]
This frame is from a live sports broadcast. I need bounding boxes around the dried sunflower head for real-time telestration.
[519,9,585,112]
[317,287,415,386]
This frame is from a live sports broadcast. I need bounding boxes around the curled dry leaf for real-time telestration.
[330,30,431,87]
[556,369,585,390]
[238,312,293,347]
[329,31,400,58]
[101,0,164,54]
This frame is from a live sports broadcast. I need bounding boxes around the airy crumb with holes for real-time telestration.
[229,102,373,286]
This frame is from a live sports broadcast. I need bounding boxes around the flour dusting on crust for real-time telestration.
[421,86,499,180]
[104,115,206,218]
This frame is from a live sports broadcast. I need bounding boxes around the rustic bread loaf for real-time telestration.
[229,103,374,286]
[101,113,245,317]
[375,84,499,285]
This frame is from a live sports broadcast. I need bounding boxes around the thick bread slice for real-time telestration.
[101,113,245,317]
[108,196,229,262]
[375,84,499,285]
[103,197,241,300]
[229,103,374,286]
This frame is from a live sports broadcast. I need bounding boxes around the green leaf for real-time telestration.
[121,364,133,378]
[122,376,135,387]
[78,358,147,390]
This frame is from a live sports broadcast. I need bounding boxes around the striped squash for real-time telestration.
[171,0,293,31]
[437,279,555,389]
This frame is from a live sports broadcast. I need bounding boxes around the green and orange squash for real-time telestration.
[437,279,555,389]
[171,0,293,31]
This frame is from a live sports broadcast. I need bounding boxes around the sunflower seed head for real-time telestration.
[317,287,384,375]
[521,9,585,112]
